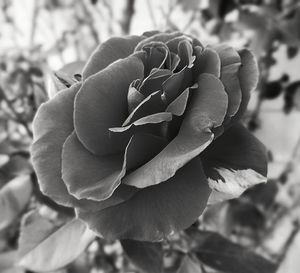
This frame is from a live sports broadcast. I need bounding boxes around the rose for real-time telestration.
[31,31,267,242]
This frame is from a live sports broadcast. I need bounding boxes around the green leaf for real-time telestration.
[187,229,277,273]
[18,212,95,272]
[0,175,32,230]
[121,240,163,273]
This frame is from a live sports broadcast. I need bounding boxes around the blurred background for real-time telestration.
[1,0,300,272]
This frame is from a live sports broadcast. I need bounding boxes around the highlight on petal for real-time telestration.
[77,158,211,241]
[123,73,228,188]
[82,35,145,79]
[74,55,144,156]
[110,112,173,139]
[201,123,267,204]
[31,84,81,206]
[123,90,166,126]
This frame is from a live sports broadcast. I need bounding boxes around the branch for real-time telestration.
[120,0,135,34]
[277,221,300,265]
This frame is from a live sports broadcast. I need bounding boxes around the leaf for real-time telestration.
[18,212,95,272]
[0,251,18,271]
[121,240,163,273]
[177,255,203,273]
[0,175,32,230]
[46,61,85,99]
[187,229,277,273]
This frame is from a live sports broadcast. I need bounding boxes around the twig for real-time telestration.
[277,221,300,265]
[30,0,39,47]
[120,0,135,34]
[278,131,300,184]
[102,0,114,35]
[146,0,157,28]
[182,9,199,32]
[77,0,101,44]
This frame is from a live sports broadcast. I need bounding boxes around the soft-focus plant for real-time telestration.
[1,0,300,273]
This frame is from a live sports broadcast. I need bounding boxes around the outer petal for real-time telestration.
[123,73,228,188]
[77,158,211,241]
[82,35,145,79]
[231,49,259,123]
[31,84,81,206]
[201,123,268,204]
[213,44,242,117]
[61,131,167,202]
[74,55,144,156]
[61,132,125,201]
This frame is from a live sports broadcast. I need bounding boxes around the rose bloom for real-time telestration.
[31,31,267,241]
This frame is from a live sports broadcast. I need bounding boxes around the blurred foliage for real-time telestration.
[1,0,300,272]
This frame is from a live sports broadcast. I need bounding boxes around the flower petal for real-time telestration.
[123,73,228,188]
[142,43,171,76]
[220,63,242,118]
[201,123,268,204]
[110,112,172,139]
[213,44,241,66]
[177,40,195,70]
[61,131,167,202]
[31,84,81,206]
[77,158,211,241]
[165,88,189,116]
[123,90,166,126]
[135,32,183,51]
[31,83,137,211]
[231,49,259,123]
[82,35,145,79]
[127,81,145,113]
[74,55,144,156]
[162,67,189,102]
[61,132,125,201]
[140,69,172,96]
[193,47,221,78]
[125,133,168,172]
